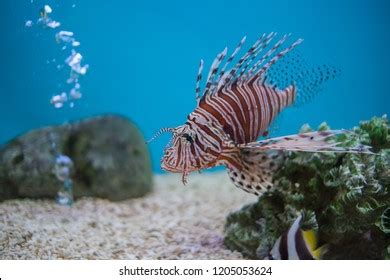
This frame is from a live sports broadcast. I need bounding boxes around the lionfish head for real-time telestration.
[147,124,216,173]
[161,124,201,173]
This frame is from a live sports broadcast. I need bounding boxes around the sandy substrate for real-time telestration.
[0,172,256,259]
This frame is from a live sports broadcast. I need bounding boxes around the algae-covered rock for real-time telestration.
[224,115,390,259]
[0,115,153,201]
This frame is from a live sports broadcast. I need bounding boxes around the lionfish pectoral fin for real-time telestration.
[220,143,284,196]
[239,130,373,154]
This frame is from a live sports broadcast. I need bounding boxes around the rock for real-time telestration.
[224,115,390,260]
[0,115,153,201]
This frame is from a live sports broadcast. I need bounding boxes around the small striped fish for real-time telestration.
[148,33,371,195]
[266,215,324,260]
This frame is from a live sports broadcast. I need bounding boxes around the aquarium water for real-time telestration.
[0,0,389,174]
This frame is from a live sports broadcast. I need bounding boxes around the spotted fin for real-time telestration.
[267,50,340,107]
[237,130,373,154]
[220,145,284,196]
[221,130,371,195]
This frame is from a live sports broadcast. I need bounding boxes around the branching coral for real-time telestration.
[224,115,390,259]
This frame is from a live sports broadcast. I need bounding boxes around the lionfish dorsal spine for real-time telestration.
[203,48,227,97]
[236,33,277,82]
[196,32,303,103]
[222,33,270,86]
[242,33,290,82]
[216,35,247,91]
[195,59,204,104]
[249,37,304,84]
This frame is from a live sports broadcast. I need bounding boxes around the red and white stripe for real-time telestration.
[160,33,302,179]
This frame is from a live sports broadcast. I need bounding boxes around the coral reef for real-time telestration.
[224,115,390,259]
[0,115,152,201]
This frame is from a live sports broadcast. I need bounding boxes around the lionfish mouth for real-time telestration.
[160,149,180,172]
[160,153,199,173]
[161,165,181,173]
[160,160,176,172]
[161,161,200,173]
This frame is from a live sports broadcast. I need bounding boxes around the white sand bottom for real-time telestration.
[0,172,256,259]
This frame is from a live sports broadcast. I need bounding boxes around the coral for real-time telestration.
[224,115,390,259]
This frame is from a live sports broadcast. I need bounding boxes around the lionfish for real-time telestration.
[148,33,371,196]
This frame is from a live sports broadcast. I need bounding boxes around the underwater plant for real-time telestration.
[224,115,390,260]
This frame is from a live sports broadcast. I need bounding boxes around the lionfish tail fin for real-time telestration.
[220,143,284,196]
[240,130,373,154]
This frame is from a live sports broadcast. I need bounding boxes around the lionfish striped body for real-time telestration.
[149,33,371,196]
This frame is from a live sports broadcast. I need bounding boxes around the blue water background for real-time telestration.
[1,0,389,172]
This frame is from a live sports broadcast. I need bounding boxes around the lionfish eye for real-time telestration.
[182,133,194,144]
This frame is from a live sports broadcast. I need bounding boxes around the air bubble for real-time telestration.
[54,155,74,206]
[54,155,73,182]
[50,92,67,109]
[44,5,52,14]
[25,20,33,27]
